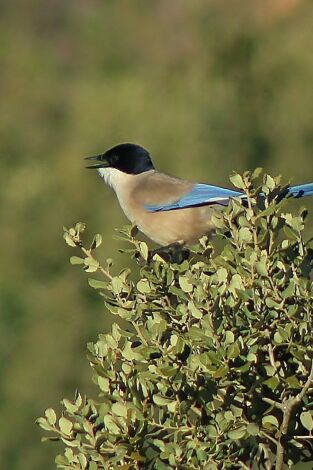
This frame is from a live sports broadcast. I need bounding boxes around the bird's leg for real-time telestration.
[148,242,190,264]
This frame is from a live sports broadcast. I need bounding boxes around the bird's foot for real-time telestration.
[148,242,190,264]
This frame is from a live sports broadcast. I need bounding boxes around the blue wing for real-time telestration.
[145,183,244,212]
[145,182,313,212]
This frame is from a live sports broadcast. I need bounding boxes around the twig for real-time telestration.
[268,344,278,372]
[80,246,113,281]
[275,358,313,470]
[238,461,251,470]
[260,431,279,446]
[246,191,259,250]
[294,435,313,440]
[262,397,284,411]
[131,321,148,347]
[259,442,274,470]
[295,359,313,403]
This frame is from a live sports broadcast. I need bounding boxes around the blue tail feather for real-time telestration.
[145,181,313,213]
[288,182,313,198]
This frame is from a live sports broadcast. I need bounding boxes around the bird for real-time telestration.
[85,143,313,247]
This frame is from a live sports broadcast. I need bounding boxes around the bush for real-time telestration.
[38,170,313,469]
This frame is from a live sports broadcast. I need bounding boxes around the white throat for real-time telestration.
[98,167,141,223]
[98,167,131,193]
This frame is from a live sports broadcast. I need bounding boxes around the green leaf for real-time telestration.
[103,415,120,435]
[227,343,240,359]
[75,222,86,233]
[300,411,313,431]
[78,453,87,469]
[179,275,193,293]
[137,279,151,294]
[62,399,78,413]
[59,417,73,435]
[207,425,218,438]
[273,331,283,344]
[90,233,102,250]
[229,274,244,292]
[211,212,225,229]
[262,415,279,429]
[84,257,99,273]
[111,276,123,294]
[216,267,228,283]
[152,439,165,451]
[112,402,128,419]
[267,298,281,310]
[255,260,268,277]
[277,326,289,342]
[263,376,279,391]
[228,426,246,440]
[229,173,245,189]
[45,408,57,426]
[153,395,173,406]
[224,331,234,345]
[264,174,275,191]
[70,256,84,265]
[89,463,98,470]
[188,301,202,319]
[213,365,229,378]
[122,363,132,375]
[247,423,259,436]
[168,286,189,301]
[37,417,53,432]
[285,375,301,389]
[88,278,108,289]
[98,376,110,392]
[138,241,149,261]
[252,167,263,179]
[55,455,69,466]
[238,227,252,243]
[64,232,77,247]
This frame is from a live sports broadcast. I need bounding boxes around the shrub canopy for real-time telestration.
[38,171,313,469]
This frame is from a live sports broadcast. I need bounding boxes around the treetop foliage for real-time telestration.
[38,170,313,469]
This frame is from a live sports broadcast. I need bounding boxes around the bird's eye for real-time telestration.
[110,154,119,165]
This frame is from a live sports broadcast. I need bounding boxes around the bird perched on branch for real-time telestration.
[85,143,313,246]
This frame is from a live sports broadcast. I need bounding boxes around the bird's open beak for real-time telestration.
[84,154,110,169]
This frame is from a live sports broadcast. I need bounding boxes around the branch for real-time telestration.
[275,358,313,470]
[296,359,313,403]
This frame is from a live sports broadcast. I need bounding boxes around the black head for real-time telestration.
[85,143,154,175]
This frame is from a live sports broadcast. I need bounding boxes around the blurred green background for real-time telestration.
[1,1,313,469]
